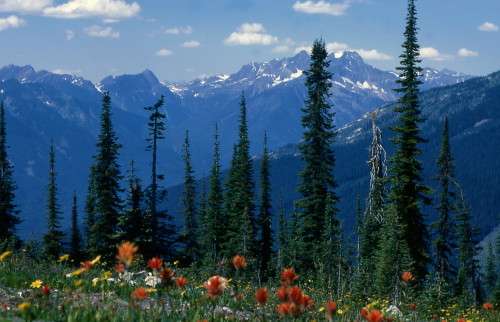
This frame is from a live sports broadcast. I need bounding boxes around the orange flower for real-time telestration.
[236,294,243,301]
[410,303,416,309]
[204,275,226,297]
[160,267,175,284]
[386,318,393,322]
[364,309,383,322]
[276,303,292,317]
[81,261,93,271]
[148,257,163,271]
[232,255,246,270]
[361,308,368,318]
[327,300,337,314]
[483,302,493,310]
[41,285,51,295]
[289,286,303,306]
[131,287,148,300]
[401,271,415,282]
[302,295,314,309]
[256,288,268,305]
[276,285,288,302]
[457,319,466,322]
[280,268,298,285]
[432,314,439,319]
[174,277,188,288]
[116,241,138,267]
[115,263,125,273]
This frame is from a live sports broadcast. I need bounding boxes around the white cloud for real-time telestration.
[84,25,119,38]
[180,40,201,48]
[294,46,312,54]
[272,45,292,53]
[326,41,349,52]
[224,23,278,46]
[155,49,173,56]
[357,48,393,60]
[51,68,81,75]
[66,29,74,40]
[457,48,478,57]
[477,22,498,32]
[292,1,350,16]
[164,25,193,35]
[43,0,140,19]
[0,15,26,31]
[420,47,453,61]
[0,0,53,13]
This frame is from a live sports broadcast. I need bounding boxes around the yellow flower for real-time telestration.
[0,251,12,261]
[173,260,179,266]
[90,255,101,265]
[58,254,70,262]
[92,278,100,286]
[18,302,31,311]
[30,280,43,288]
[74,279,83,287]
[318,307,325,312]
[67,269,84,277]
[146,288,157,292]
[337,309,344,314]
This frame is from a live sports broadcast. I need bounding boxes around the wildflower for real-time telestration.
[81,261,93,271]
[2,303,8,308]
[433,314,439,319]
[58,254,70,262]
[482,302,493,310]
[256,287,268,305]
[337,309,344,314]
[67,269,84,277]
[131,287,148,300]
[327,300,337,314]
[302,295,314,309]
[148,257,163,271]
[361,308,368,318]
[204,276,227,297]
[280,268,298,285]
[236,294,243,301]
[401,271,415,282]
[116,241,138,267]
[277,303,292,317]
[175,277,188,289]
[41,285,51,295]
[276,285,288,302]
[457,319,466,322]
[30,280,43,288]
[289,286,303,306]
[386,318,393,322]
[90,255,101,265]
[18,302,31,311]
[92,278,100,286]
[232,255,246,270]
[0,251,12,261]
[144,273,161,288]
[159,267,175,285]
[115,263,125,273]
[363,309,383,322]
[410,303,416,309]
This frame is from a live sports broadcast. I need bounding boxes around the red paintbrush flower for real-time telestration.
[280,268,298,285]
[256,288,268,305]
[276,303,292,317]
[41,285,51,295]
[276,285,288,302]
[159,267,175,284]
[174,277,188,288]
[401,271,415,282]
[289,286,303,306]
[232,255,246,270]
[364,309,383,322]
[116,241,138,267]
[148,257,163,271]
[483,302,493,310]
[81,261,92,271]
[131,287,148,300]
[327,300,337,314]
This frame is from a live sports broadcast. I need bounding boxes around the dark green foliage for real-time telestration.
[69,192,82,263]
[179,131,199,264]
[205,125,224,263]
[0,102,21,245]
[42,140,66,261]
[483,241,497,298]
[386,0,431,282]
[257,132,273,280]
[431,116,457,289]
[454,193,482,307]
[118,160,144,244]
[84,92,123,260]
[295,39,338,270]
[223,94,255,259]
[275,190,288,272]
[143,95,177,259]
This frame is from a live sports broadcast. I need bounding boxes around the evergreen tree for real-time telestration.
[144,95,176,258]
[118,160,144,243]
[257,131,273,280]
[69,192,82,263]
[454,192,482,307]
[206,125,224,263]
[179,130,199,264]
[483,241,497,298]
[42,140,66,261]
[431,116,457,290]
[322,193,342,290]
[358,113,386,296]
[0,102,21,245]
[84,92,123,260]
[386,0,431,282]
[223,94,255,259]
[295,39,338,270]
[276,189,288,272]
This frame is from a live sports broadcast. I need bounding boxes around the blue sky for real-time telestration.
[0,0,498,83]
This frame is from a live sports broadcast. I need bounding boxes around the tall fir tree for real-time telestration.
[386,0,431,282]
[42,139,66,260]
[144,95,176,258]
[431,116,457,290]
[276,189,288,272]
[0,102,21,246]
[483,241,497,298]
[205,125,224,264]
[223,94,255,259]
[179,130,199,265]
[84,92,123,260]
[118,160,144,244]
[295,39,338,270]
[69,191,82,263]
[257,131,273,280]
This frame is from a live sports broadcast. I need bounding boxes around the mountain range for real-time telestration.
[0,51,480,239]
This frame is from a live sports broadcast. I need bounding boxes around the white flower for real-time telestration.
[145,273,161,287]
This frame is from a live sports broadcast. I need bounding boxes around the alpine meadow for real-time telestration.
[0,0,499,321]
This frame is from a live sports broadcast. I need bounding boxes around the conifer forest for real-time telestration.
[0,1,498,321]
